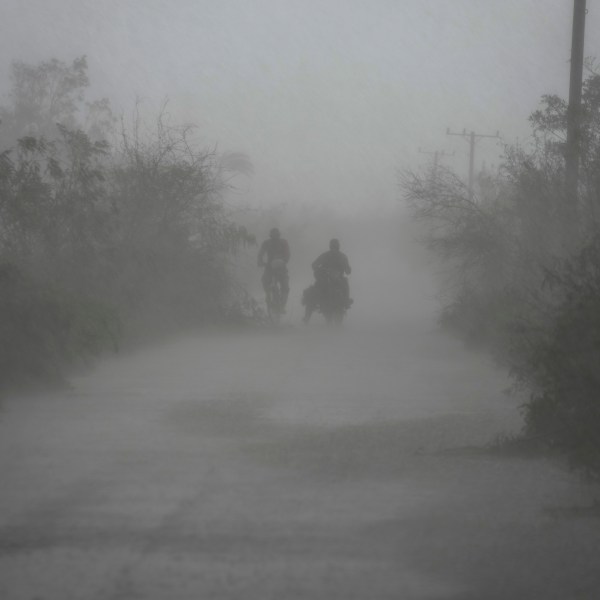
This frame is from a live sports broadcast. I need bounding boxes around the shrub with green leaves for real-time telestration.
[0,263,119,389]
[0,56,254,389]
[514,237,600,478]
[403,70,600,477]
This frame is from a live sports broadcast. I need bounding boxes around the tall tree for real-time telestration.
[0,56,114,148]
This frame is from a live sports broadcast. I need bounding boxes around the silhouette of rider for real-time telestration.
[302,238,352,323]
[258,227,290,309]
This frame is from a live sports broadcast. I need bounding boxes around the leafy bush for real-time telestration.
[0,57,254,389]
[0,263,119,389]
[402,70,600,477]
[514,237,600,478]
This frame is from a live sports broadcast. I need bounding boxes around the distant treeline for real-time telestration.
[0,56,255,390]
[402,70,600,479]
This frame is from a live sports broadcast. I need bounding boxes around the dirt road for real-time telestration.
[0,321,598,599]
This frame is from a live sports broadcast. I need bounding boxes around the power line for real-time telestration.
[446,128,500,199]
[417,148,454,178]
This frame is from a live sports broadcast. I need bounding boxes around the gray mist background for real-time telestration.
[3,4,600,598]
[1,0,594,214]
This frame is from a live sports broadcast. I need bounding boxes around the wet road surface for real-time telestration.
[1,322,598,599]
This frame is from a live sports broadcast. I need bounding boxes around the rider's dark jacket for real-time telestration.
[258,238,290,266]
[312,249,351,276]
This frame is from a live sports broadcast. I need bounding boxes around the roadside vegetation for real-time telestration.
[0,56,254,391]
[402,71,600,480]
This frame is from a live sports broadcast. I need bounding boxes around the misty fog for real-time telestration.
[1,2,600,599]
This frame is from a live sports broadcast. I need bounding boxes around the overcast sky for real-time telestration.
[1,1,597,212]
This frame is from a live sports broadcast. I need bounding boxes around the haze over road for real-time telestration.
[1,318,598,599]
[3,1,595,214]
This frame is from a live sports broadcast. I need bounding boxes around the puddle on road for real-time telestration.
[245,412,514,480]
[166,390,517,482]
[165,392,276,438]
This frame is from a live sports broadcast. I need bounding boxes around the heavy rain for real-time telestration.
[1,1,599,599]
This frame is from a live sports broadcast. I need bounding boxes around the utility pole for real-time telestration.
[446,128,500,199]
[565,0,586,207]
[418,148,454,179]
